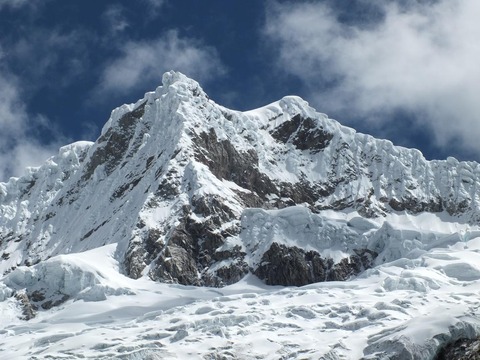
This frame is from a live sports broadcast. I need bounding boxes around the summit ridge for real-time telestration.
[1,72,480,359]
[1,71,480,284]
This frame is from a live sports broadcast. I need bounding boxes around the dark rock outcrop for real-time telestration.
[126,117,383,287]
[194,129,276,203]
[14,289,70,317]
[83,102,147,181]
[271,114,334,153]
[14,291,36,320]
[254,243,377,286]
[5,71,480,294]
[128,194,248,287]
[435,337,480,360]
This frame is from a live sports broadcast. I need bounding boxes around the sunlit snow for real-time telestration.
[1,72,480,359]
[1,212,479,359]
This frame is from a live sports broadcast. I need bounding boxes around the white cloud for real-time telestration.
[6,29,89,91]
[143,0,166,12]
[0,0,28,9]
[94,30,225,98]
[0,74,24,137]
[0,0,46,12]
[145,0,165,9]
[1,141,59,180]
[0,72,62,181]
[265,0,480,153]
[103,4,129,35]
[142,0,167,20]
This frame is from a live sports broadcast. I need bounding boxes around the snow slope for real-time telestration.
[0,73,478,267]
[2,72,480,283]
[1,215,480,359]
[1,72,480,358]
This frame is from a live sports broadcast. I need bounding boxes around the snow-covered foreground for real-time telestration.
[1,212,480,359]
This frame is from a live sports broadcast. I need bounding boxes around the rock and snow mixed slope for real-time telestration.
[1,72,480,359]
[1,222,480,359]
[2,71,480,286]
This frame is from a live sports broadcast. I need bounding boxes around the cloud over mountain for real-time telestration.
[0,72,62,180]
[94,31,225,99]
[265,0,480,153]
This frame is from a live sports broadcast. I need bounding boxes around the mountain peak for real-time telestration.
[2,73,480,283]
[100,71,205,137]
[2,74,480,360]
[161,70,202,92]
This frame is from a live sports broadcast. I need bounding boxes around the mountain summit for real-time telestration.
[2,71,480,287]
[2,72,480,359]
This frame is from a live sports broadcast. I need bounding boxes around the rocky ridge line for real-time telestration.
[1,72,480,289]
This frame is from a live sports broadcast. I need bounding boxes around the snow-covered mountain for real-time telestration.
[1,72,480,359]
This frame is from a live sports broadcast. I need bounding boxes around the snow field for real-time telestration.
[2,72,480,359]
[1,212,480,359]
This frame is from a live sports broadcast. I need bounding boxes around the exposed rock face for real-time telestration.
[2,71,480,290]
[14,291,36,320]
[13,287,69,320]
[255,243,331,286]
[146,204,246,286]
[194,129,274,204]
[82,102,147,182]
[271,114,334,152]
[254,243,376,286]
[435,337,480,360]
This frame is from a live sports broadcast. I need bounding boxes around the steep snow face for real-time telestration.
[0,72,211,276]
[2,72,480,358]
[1,71,480,286]
[1,235,480,359]
[0,142,92,272]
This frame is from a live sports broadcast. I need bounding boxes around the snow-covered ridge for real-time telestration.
[2,71,480,359]
[1,71,480,279]
[1,225,480,359]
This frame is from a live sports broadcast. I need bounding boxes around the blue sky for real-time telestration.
[0,0,479,180]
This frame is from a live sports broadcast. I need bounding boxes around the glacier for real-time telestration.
[1,71,480,359]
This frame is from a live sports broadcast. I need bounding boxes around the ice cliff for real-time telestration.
[2,72,480,359]
[2,71,480,287]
